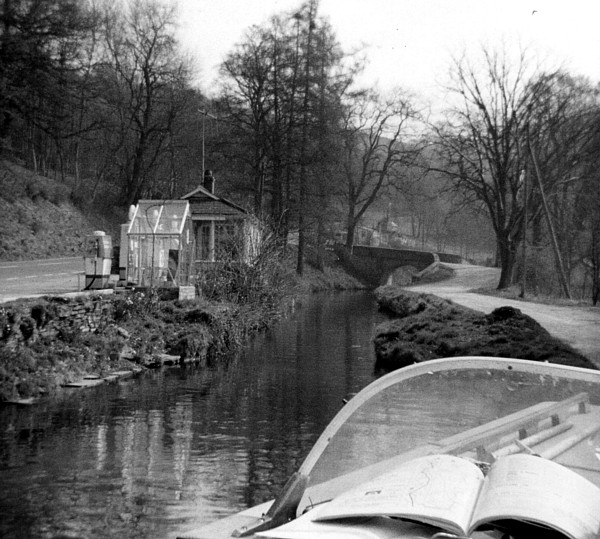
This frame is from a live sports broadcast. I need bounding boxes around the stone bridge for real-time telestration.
[334,244,462,286]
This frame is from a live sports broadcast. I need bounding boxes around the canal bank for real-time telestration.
[409,264,600,368]
[0,261,365,403]
[372,284,597,372]
[0,291,386,539]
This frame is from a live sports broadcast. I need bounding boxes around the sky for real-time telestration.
[176,0,600,104]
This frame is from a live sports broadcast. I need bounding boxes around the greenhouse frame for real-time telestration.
[126,200,194,287]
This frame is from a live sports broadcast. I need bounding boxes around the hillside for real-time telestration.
[0,160,122,261]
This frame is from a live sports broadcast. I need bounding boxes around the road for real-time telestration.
[412,264,600,368]
[0,257,84,303]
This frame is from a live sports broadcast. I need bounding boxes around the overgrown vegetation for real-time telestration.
[0,293,264,402]
[0,160,122,259]
[373,286,596,373]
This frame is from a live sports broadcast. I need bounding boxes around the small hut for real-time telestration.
[181,171,259,267]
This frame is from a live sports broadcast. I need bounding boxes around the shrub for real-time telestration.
[31,220,44,235]
[24,179,43,200]
[113,289,160,321]
[50,183,70,205]
[194,221,289,307]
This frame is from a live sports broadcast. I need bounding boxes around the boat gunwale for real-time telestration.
[298,356,600,475]
[179,357,600,538]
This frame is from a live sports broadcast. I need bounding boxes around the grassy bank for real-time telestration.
[372,285,597,373]
[0,160,122,260]
[0,258,365,403]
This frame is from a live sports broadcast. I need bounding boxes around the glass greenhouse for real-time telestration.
[126,200,194,287]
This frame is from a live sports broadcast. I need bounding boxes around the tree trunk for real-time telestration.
[315,217,324,271]
[296,213,305,275]
[254,161,264,218]
[345,217,356,251]
[497,235,517,289]
[296,1,316,276]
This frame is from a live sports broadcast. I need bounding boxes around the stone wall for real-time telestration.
[1,295,115,347]
[335,244,439,286]
[351,245,438,270]
[437,252,463,264]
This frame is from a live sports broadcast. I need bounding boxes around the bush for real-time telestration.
[113,290,160,321]
[194,221,289,307]
[50,183,70,205]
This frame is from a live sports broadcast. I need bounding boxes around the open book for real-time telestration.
[257,512,435,539]
[261,454,600,539]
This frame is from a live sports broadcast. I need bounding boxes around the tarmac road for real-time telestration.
[411,263,600,368]
[0,257,84,303]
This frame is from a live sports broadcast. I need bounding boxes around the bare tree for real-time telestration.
[294,0,317,275]
[433,47,538,289]
[0,0,98,175]
[219,0,357,274]
[98,0,191,206]
[574,105,600,304]
[523,72,599,298]
[339,90,420,250]
[220,20,284,218]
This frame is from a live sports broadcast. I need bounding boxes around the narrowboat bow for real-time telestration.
[179,357,600,539]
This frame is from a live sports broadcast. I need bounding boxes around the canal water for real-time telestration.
[0,291,387,539]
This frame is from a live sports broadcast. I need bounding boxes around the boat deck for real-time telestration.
[178,392,600,538]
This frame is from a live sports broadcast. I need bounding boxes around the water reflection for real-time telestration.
[0,292,385,538]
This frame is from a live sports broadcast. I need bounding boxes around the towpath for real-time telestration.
[410,264,600,369]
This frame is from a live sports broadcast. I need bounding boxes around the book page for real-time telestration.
[471,454,600,539]
[312,454,484,536]
[257,506,433,539]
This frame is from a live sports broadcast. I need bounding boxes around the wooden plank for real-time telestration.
[106,370,135,379]
[492,423,573,458]
[438,392,590,456]
[62,378,105,388]
[538,410,600,460]
[3,397,37,405]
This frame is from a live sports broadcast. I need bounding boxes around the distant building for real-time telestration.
[330,223,383,247]
[181,170,259,265]
[120,171,259,288]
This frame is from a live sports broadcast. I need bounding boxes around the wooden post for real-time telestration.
[528,139,571,299]
[519,169,528,298]
[209,221,215,262]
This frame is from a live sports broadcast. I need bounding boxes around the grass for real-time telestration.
[373,286,597,374]
[472,284,597,307]
[0,159,124,261]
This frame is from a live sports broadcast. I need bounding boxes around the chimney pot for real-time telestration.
[203,169,215,194]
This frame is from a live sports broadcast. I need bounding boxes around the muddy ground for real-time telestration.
[373,285,597,373]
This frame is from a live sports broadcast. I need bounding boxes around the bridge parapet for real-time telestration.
[335,244,439,286]
[352,245,437,268]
